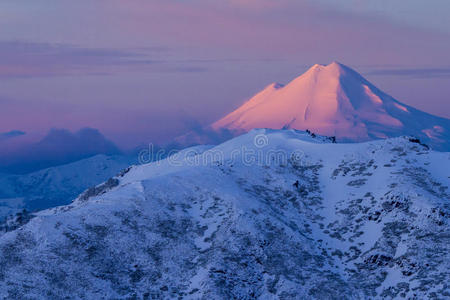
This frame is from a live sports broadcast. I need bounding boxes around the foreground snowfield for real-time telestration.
[0,129,448,299]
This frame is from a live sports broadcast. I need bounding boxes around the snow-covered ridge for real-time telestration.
[0,129,448,299]
[0,154,135,219]
[213,62,450,151]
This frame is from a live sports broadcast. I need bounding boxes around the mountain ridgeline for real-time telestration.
[0,130,448,298]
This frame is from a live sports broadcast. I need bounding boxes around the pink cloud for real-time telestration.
[1,0,449,147]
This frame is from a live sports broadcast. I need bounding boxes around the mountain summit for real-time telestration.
[213,62,450,150]
[1,130,448,298]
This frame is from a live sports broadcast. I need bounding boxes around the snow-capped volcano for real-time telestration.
[213,62,450,150]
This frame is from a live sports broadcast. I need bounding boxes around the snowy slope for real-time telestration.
[213,62,450,151]
[0,129,448,299]
[0,154,135,219]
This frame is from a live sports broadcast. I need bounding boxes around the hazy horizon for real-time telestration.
[1,0,450,148]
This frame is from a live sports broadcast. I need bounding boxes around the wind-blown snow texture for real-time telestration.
[213,62,450,151]
[0,129,448,299]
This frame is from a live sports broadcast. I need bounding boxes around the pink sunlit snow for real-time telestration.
[213,62,450,150]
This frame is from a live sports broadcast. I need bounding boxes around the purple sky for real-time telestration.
[1,0,450,148]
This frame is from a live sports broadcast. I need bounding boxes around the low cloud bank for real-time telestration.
[0,130,26,141]
[0,128,120,174]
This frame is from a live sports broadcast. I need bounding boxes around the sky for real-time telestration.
[1,0,450,148]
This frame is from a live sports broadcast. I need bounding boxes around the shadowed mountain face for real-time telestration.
[0,129,448,298]
[213,62,450,151]
[0,128,121,174]
[0,154,136,219]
